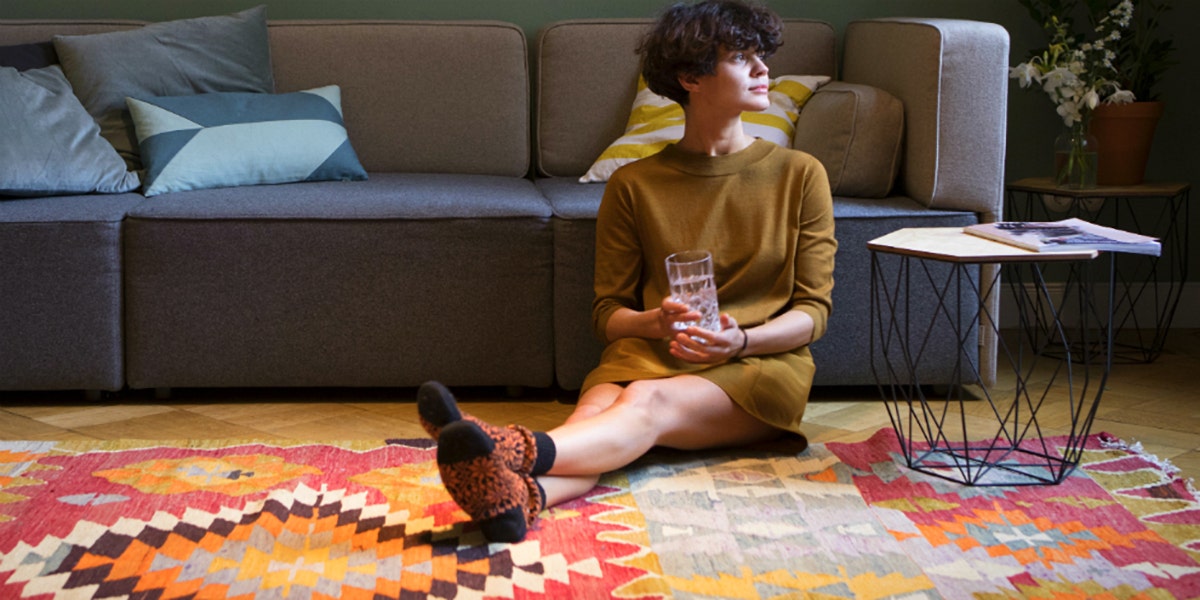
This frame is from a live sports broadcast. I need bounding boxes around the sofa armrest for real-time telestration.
[843,18,1009,222]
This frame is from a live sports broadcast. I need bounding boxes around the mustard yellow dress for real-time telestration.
[580,139,837,434]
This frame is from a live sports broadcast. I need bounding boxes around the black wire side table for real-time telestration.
[869,227,1114,486]
[1006,178,1189,363]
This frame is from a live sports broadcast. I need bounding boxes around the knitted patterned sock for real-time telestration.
[417,380,539,474]
[524,474,547,524]
[436,420,531,543]
[416,381,463,439]
[530,431,556,477]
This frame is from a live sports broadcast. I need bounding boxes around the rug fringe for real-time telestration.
[1098,431,1199,498]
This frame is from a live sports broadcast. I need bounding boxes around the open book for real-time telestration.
[964,218,1161,256]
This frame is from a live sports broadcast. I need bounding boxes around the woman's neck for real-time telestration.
[676,111,754,157]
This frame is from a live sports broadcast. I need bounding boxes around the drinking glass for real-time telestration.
[664,250,720,333]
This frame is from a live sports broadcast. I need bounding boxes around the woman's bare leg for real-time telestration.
[538,474,603,507]
[564,382,623,423]
[538,376,780,506]
[535,383,620,506]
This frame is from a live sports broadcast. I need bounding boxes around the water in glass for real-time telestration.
[665,250,720,334]
[670,276,720,332]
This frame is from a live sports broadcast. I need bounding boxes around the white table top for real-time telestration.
[868,227,1099,264]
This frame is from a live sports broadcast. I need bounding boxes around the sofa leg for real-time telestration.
[504,385,524,399]
[154,387,172,400]
[84,390,103,402]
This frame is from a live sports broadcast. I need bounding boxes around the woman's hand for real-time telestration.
[668,313,745,364]
[656,298,702,339]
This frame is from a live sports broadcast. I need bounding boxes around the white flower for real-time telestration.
[1010,63,1041,88]
[1057,100,1083,127]
[1115,0,1134,25]
[1041,67,1077,93]
[1107,89,1136,104]
[1010,1,1135,128]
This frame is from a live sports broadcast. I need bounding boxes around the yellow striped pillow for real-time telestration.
[580,74,829,183]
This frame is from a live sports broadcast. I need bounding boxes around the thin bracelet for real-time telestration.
[734,329,749,358]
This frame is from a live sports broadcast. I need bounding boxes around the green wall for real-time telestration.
[4,0,1198,273]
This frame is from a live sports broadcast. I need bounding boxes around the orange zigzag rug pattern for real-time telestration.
[0,440,643,599]
[1,431,1199,598]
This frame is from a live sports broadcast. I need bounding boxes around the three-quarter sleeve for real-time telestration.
[789,159,836,344]
[590,176,644,343]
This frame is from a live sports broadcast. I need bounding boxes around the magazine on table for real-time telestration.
[964,218,1161,256]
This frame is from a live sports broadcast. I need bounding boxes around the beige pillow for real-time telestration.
[792,82,903,198]
[581,74,830,183]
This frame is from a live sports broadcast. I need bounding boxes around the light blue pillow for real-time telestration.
[126,86,368,197]
[0,65,139,197]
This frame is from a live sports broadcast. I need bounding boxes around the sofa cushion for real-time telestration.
[125,173,551,221]
[792,82,904,198]
[52,6,274,169]
[0,192,144,392]
[127,85,367,197]
[0,42,57,70]
[0,65,140,197]
[580,75,828,183]
[120,174,555,389]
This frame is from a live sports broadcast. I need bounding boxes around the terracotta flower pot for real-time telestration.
[1090,101,1164,186]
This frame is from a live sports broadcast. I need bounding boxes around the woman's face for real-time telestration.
[685,46,771,115]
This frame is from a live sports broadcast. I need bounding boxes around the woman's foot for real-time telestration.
[417,381,538,474]
[436,420,544,543]
[416,381,464,436]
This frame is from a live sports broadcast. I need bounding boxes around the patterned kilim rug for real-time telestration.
[1,429,1199,599]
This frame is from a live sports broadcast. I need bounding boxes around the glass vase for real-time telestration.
[1054,122,1098,189]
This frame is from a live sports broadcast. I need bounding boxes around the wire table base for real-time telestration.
[869,229,1114,486]
[1006,179,1189,363]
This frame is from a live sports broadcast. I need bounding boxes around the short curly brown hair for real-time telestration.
[637,0,784,106]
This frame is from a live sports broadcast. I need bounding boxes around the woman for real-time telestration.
[418,0,836,543]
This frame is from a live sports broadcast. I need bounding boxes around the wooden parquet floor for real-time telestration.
[3,328,1199,481]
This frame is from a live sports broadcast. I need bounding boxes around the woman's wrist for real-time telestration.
[734,328,749,358]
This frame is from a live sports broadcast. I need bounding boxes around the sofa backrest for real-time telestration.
[0,19,531,178]
[268,21,529,177]
[533,18,837,178]
[0,22,139,42]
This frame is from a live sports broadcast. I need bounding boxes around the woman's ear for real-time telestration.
[678,72,701,94]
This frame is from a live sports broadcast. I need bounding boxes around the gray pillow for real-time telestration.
[0,65,140,197]
[52,5,274,169]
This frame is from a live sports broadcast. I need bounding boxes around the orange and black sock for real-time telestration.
[418,380,556,476]
[437,420,544,543]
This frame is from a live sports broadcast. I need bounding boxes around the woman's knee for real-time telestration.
[614,380,671,422]
[565,403,604,424]
[569,383,623,424]
[570,379,692,432]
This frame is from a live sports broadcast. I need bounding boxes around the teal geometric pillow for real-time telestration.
[126,85,368,197]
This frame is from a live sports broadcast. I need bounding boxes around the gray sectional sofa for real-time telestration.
[0,15,1009,396]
